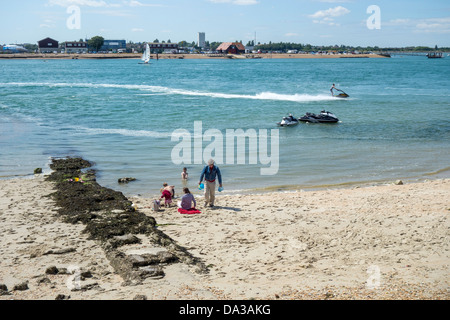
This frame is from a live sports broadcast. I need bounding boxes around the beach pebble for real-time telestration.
[13,281,29,291]
[80,270,93,279]
[394,180,404,185]
[45,266,60,275]
[55,294,71,300]
[71,282,100,292]
[36,276,52,285]
[0,284,9,296]
[133,294,148,300]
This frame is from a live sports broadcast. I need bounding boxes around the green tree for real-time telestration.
[88,36,104,52]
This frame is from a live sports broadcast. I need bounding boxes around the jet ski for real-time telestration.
[277,114,299,127]
[333,89,349,98]
[299,110,339,123]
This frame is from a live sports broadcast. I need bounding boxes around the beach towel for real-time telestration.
[178,208,201,215]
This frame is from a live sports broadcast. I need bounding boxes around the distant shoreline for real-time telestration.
[0,53,389,60]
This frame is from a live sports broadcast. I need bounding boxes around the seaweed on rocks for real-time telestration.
[46,157,208,285]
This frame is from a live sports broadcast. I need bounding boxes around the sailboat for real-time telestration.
[139,44,151,64]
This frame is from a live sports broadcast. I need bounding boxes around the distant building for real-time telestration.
[245,45,255,54]
[100,40,126,52]
[216,42,246,55]
[198,32,206,48]
[148,42,179,53]
[65,41,88,54]
[38,37,59,53]
[2,45,28,53]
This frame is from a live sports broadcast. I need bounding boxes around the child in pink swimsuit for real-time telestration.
[160,189,172,207]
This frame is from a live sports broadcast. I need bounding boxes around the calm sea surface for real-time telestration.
[1,56,449,197]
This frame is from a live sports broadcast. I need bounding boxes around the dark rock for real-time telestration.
[43,248,76,255]
[110,234,141,248]
[138,266,165,279]
[57,267,71,275]
[46,266,59,275]
[158,251,179,264]
[13,281,29,291]
[80,270,93,279]
[71,282,100,292]
[133,295,147,300]
[0,284,9,296]
[45,157,209,285]
[118,177,137,184]
[55,294,71,300]
[36,276,52,285]
[34,168,43,174]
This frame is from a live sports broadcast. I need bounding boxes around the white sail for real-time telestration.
[142,44,150,64]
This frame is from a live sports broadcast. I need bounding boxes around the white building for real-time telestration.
[65,42,88,54]
[198,32,206,48]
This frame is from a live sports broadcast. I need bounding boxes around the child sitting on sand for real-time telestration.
[178,187,196,210]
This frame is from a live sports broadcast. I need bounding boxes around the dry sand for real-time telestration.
[0,176,448,300]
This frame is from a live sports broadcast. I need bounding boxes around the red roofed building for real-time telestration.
[216,42,246,54]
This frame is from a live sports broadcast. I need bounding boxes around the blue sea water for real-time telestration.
[0,56,449,197]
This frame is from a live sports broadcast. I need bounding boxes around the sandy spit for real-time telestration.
[0,53,387,60]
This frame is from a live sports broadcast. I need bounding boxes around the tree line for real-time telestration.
[6,37,449,54]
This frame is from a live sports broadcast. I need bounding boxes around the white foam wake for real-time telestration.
[74,126,170,138]
[1,82,335,102]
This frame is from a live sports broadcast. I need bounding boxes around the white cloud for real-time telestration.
[415,17,450,33]
[309,6,350,26]
[47,0,110,7]
[309,6,350,19]
[47,0,162,8]
[132,28,144,32]
[316,0,351,2]
[208,0,259,5]
[388,19,410,25]
[125,0,163,7]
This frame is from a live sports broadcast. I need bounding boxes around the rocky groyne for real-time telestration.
[45,157,208,286]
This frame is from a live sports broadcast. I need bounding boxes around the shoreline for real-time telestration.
[1,158,448,300]
[1,166,449,199]
[0,53,389,60]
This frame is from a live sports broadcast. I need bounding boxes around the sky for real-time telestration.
[1,0,450,47]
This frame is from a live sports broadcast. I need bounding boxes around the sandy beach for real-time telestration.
[0,172,448,300]
[0,53,388,60]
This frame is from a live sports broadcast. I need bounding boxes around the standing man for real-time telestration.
[199,159,223,208]
[330,83,337,96]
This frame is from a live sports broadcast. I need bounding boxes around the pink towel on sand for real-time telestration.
[178,208,201,215]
